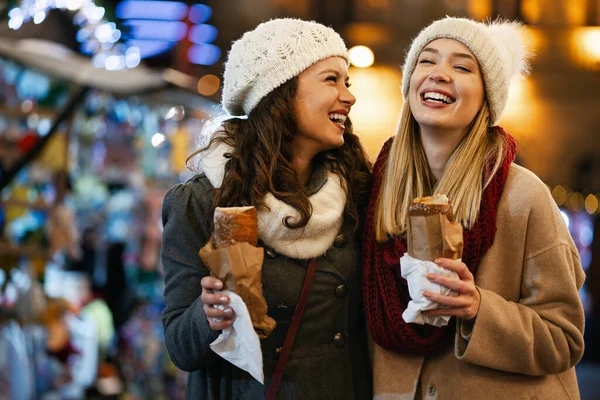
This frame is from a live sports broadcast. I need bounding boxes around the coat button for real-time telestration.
[266,248,277,258]
[333,333,346,348]
[333,233,347,248]
[427,383,436,396]
[335,284,348,297]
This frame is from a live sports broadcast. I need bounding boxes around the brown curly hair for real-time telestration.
[189,77,372,232]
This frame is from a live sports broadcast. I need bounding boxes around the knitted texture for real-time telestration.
[401,17,531,126]
[362,129,517,354]
[197,140,347,259]
[222,18,349,116]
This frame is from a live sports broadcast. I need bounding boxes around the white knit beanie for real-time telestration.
[222,18,349,116]
[401,17,531,126]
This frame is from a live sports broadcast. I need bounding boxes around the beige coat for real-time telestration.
[372,164,586,400]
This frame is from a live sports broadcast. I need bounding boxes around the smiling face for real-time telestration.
[292,56,356,157]
[408,38,485,134]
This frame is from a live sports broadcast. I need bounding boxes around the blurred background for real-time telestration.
[0,0,598,398]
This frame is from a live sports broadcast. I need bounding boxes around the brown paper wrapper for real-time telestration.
[199,239,276,339]
[407,214,463,261]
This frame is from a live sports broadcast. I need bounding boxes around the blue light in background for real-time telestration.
[122,20,188,41]
[125,39,175,58]
[81,39,99,55]
[76,29,91,43]
[188,44,221,65]
[579,219,594,247]
[116,1,188,21]
[189,4,212,24]
[2,61,21,84]
[17,70,51,100]
[112,1,218,62]
[189,24,218,44]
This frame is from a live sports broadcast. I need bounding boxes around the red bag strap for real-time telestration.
[265,258,318,400]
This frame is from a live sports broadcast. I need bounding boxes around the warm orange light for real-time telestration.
[552,185,568,206]
[349,46,375,68]
[569,192,585,211]
[468,0,491,20]
[348,66,403,159]
[522,26,545,54]
[585,194,599,214]
[521,0,542,24]
[580,30,600,58]
[566,0,587,26]
[570,27,600,70]
[197,74,220,96]
[501,77,536,124]
[344,23,391,46]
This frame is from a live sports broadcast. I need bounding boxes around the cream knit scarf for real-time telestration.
[197,142,346,259]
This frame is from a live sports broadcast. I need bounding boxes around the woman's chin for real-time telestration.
[319,137,345,152]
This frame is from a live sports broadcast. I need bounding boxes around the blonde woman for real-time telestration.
[362,17,585,399]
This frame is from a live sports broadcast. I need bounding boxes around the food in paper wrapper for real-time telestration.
[409,194,453,218]
[213,206,258,248]
[407,194,463,261]
[401,194,464,326]
[199,206,276,338]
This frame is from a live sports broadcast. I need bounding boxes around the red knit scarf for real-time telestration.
[363,128,517,354]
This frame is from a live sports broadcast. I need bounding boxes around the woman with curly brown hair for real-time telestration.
[161,18,372,400]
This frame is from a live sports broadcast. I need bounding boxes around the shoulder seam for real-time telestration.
[191,174,215,211]
[524,241,580,262]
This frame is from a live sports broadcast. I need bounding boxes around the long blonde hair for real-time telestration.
[373,101,506,241]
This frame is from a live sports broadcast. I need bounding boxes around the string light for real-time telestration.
[8,0,140,71]
[549,184,600,216]
[585,194,599,215]
[8,0,221,69]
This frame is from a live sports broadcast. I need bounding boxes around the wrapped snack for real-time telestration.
[199,206,276,338]
[400,195,464,326]
[213,206,258,248]
[407,194,463,261]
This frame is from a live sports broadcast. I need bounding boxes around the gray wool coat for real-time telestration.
[161,174,372,400]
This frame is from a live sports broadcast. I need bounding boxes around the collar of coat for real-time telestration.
[196,136,346,259]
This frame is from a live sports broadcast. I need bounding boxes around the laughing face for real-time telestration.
[408,38,485,134]
[292,56,356,156]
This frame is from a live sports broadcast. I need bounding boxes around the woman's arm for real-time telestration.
[161,181,220,371]
[455,177,585,376]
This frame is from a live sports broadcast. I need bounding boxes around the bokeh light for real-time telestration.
[197,75,220,96]
[349,45,375,68]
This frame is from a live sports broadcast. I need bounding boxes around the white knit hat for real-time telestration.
[401,17,531,126]
[222,18,349,116]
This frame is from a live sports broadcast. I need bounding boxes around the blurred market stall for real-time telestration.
[0,37,216,399]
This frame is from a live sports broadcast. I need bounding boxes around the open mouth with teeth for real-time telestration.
[328,113,347,130]
[421,91,456,105]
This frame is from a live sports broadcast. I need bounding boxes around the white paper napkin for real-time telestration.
[209,290,264,383]
[400,253,459,327]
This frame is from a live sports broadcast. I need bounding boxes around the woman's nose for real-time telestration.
[340,85,356,106]
[428,65,451,83]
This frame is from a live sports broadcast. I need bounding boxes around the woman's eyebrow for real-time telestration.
[452,52,476,61]
[421,47,475,62]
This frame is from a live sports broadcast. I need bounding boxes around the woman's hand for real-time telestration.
[422,258,481,321]
[200,276,235,331]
